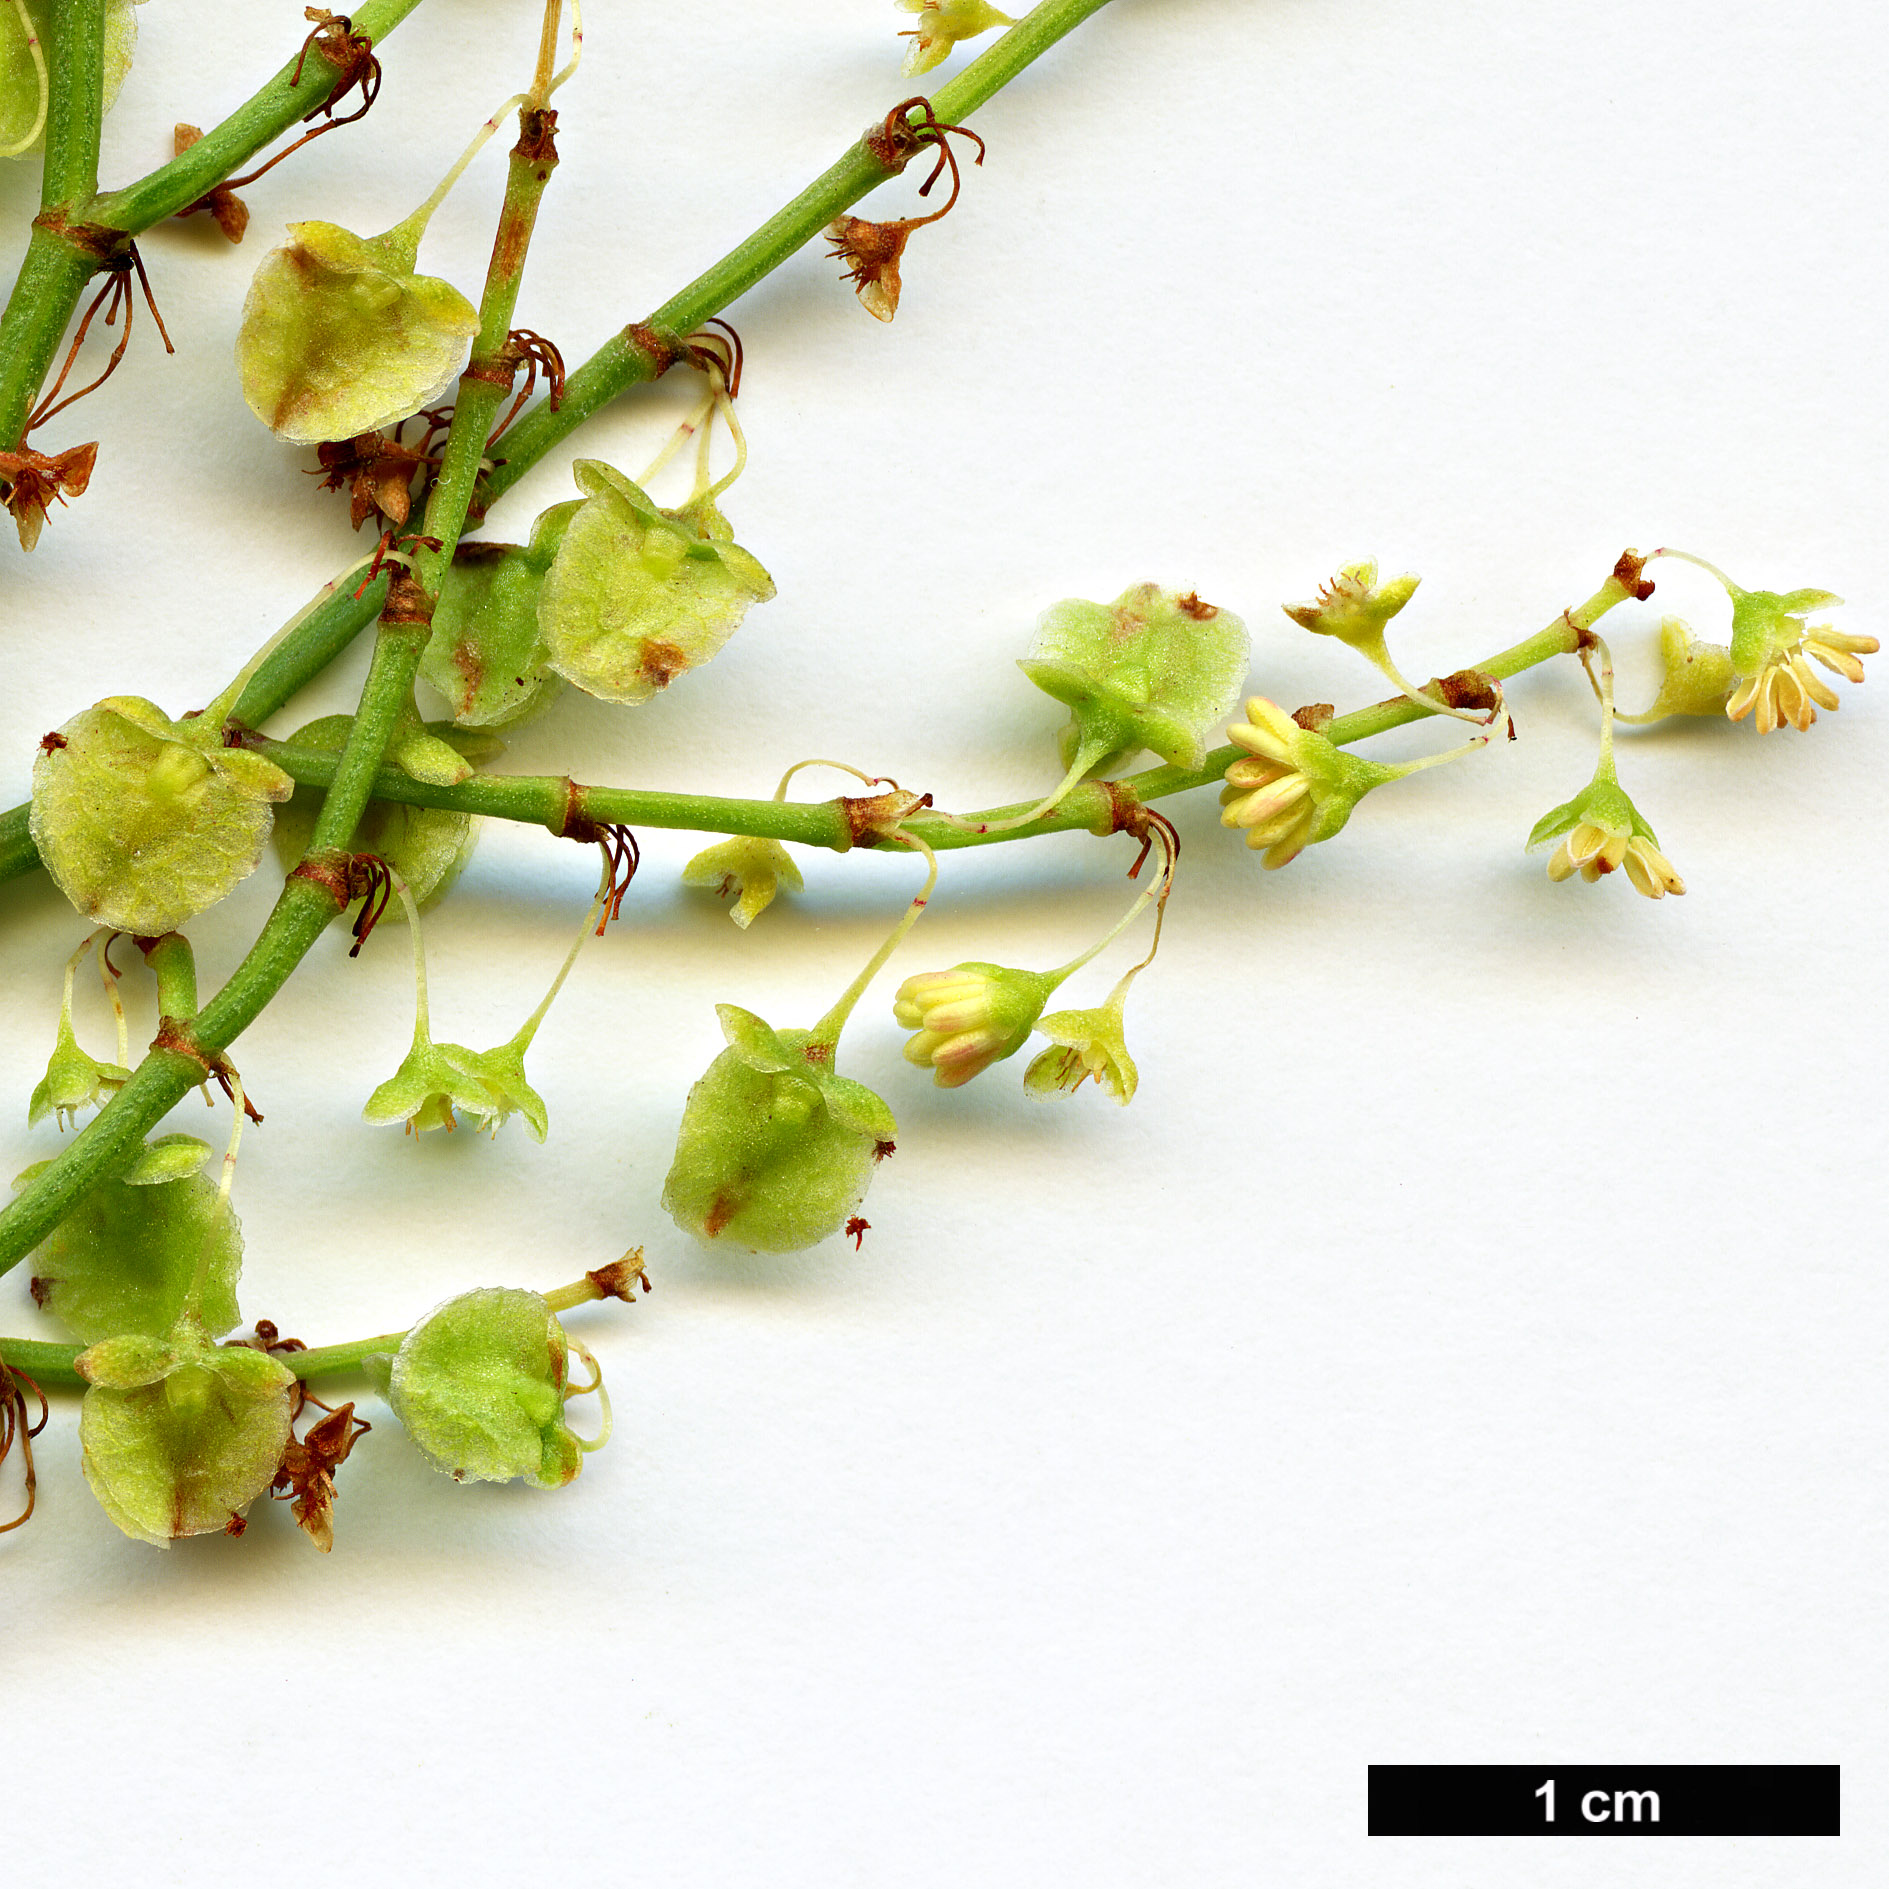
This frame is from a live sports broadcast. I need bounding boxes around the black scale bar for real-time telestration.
[1368,1765,1839,1836]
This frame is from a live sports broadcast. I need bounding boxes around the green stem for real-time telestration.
[971,731,1113,835]
[231,573,390,728]
[0,226,93,449]
[1587,634,1619,781]
[304,616,435,856]
[0,1337,84,1391]
[0,0,106,449]
[509,870,607,1054]
[231,594,1609,853]
[285,85,565,859]
[244,737,863,844]
[40,0,106,204]
[0,1272,623,1392]
[386,873,432,1045]
[140,932,199,1022]
[413,103,559,594]
[483,0,1120,508]
[0,74,570,1281]
[810,836,939,1047]
[89,0,431,232]
[1046,845,1169,982]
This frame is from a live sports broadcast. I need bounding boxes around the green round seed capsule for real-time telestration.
[237,221,478,444]
[370,1287,594,1487]
[30,696,293,936]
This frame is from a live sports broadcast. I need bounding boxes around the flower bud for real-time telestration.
[1019,584,1250,775]
[537,462,775,705]
[237,219,478,443]
[271,711,491,912]
[1218,696,1398,869]
[365,1287,603,1488]
[897,0,1015,76]
[894,961,1056,1087]
[662,1005,897,1253]
[76,1316,295,1546]
[680,835,804,929]
[418,502,581,729]
[31,696,294,936]
[17,1137,240,1344]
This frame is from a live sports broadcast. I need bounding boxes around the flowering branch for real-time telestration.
[0,0,1125,1285]
[217,573,1627,857]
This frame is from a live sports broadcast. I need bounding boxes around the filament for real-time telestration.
[0,0,48,159]
[810,833,940,1047]
[774,759,882,800]
[509,846,614,1052]
[394,93,530,248]
[565,1338,613,1453]
[1048,819,1178,984]
[973,736,1108,835]
[97,932,129,1065]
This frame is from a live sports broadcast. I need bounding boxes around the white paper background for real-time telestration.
[1,2,1883,1882]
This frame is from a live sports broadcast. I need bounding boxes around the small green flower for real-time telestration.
[363,1036,549,1141]
[363,862,606,1142]
[31,696,294,935]
[1283,559,1421,656]
[897,0,1014,76]
[76,1314,295,1546]
[29,943,131,1130]
[1023,978,1139,1106]
[237,218,479,444]
[1019,583,1251,778]
[365,1287,607,1488]
[1527,774,1684,900]
[537,463,775,705]
[681,835,805,929]
[662,1005,898,1253]
[1724,582,1873,733]
[28,1029,128,1130]
[894,961,1057,1088]
[1283,560,1498,726]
